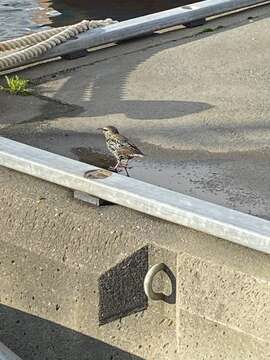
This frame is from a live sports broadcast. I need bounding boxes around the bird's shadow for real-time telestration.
[72,146,115,168]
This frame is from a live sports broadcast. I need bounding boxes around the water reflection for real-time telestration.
[0,1,52,40]
[50,0,195,24]
[0,0,199,40]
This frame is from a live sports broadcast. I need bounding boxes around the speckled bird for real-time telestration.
[97,126,144,176]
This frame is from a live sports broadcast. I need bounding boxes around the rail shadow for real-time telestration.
[33,7,270,123]
[33,24,223,121]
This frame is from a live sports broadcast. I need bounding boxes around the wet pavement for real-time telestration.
[1,124,269,219]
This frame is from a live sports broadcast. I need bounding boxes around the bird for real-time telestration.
[97,126,144,177]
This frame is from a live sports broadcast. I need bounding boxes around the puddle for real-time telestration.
[72,146,115,169]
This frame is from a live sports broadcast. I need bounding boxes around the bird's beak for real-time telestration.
[96,128,103,131]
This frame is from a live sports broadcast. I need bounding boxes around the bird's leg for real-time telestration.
[122,160,130,177]
[112,160,120,170]
[109,159,121,172]
[124,166,130,177]
[124,159,133,170]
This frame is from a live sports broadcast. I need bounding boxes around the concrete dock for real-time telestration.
[0,4,270,359]
[1,6,270,218]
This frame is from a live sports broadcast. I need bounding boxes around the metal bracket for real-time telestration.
[62,49,88,60]
[183,18,206,28]
[74,190,110,207]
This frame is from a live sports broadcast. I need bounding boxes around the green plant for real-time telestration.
[0,75,31,95]
[201,28,214,33]
[200,25,224,34]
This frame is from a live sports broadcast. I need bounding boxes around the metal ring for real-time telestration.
[144,263,167,301]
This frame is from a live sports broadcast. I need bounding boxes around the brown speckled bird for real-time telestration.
[97,126,144,176]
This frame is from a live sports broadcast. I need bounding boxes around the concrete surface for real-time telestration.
[0,168,270,359]
[1,5,270,219]
[0,93,80,127]
[1,5,270,359]
[177,310,270,360]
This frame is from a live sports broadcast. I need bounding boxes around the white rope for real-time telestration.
[0,19,117,71]
[0,27,67,52]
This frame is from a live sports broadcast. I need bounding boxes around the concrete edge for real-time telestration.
[0,136,270,254]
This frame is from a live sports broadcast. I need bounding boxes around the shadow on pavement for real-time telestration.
[0,304,144,360]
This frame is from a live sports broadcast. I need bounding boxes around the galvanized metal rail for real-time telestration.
[0,0,269,71]
[0,342,23,360]
[0,136,269,254]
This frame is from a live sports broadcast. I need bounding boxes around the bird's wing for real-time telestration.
[116,134,144,156]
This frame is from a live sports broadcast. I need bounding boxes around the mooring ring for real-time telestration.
[144,263,167,301]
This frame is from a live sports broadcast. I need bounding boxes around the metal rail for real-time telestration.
[0,342,23,360]
[0,0,269,71]
[0,137,269,254]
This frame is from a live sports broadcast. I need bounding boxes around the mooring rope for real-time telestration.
[0,27,68,52]
[0,19,117,71]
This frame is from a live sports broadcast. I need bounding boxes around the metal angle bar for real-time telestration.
[1,0,269,70]
[0,342,23,360]
[0,136,269,254]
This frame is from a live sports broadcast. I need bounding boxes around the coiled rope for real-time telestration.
[0,19,117,71]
